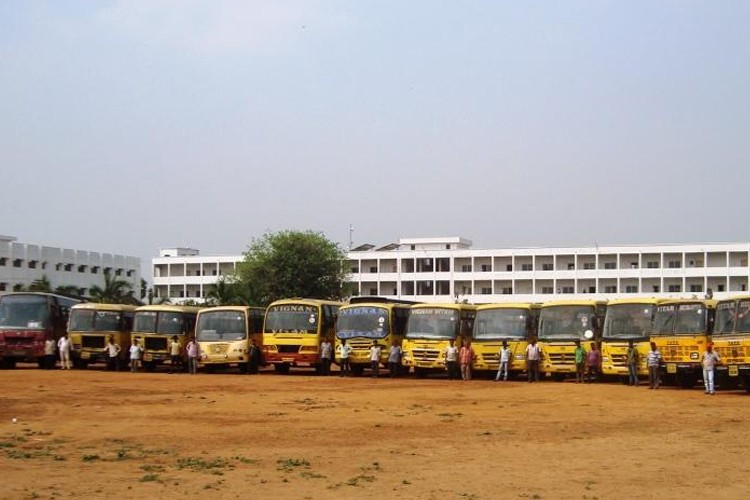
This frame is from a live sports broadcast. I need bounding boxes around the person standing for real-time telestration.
[168,335,182,374]
[574,340,587,383]
[459,340,474,381]
[585,342,601,383]
[129,339,142,373]
[388,341,402,378]
[525,337,542,382]
[626,340,640,386]
[369,341,382,378]
[700,342,721,395]
[495,340,512,382]
[319,337,333,376]
[44,337,56,369]
[186,337,200,374]
[57,334,72,370]
[337,338,352,377]
[247,338,262,374]
[103,336,121,371]
[647,341,662,389]
[444,339,459,380]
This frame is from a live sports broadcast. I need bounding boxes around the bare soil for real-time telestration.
[1,366,748,500]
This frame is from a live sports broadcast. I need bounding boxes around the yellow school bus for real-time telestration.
[651,299,716,388]
[262,298,342,373]
[401,303,477,378]
[711,296,750,391]
[538,300,607,381]
[335,297,415,375]
[196,306,265,373]
[131,305,202,372]
[68,303,136,369]
[472,303,540,377]
[601,298,663,379]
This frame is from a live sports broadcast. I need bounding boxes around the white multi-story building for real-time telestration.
[152,237,750,304]
[0,234,141,296]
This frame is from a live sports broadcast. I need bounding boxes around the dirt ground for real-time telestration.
[1,365,749,500]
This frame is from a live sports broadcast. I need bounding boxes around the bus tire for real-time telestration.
[414,368,427,379]
[238,363,248,374]
[37,357,46,369]
[274,363,290,374]
[2,358,17,369]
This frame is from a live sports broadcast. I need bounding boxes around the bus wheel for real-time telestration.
[274,363,290,374]
[677,373,696,389]
[551,373,566,382]
[414,368,427,379]
[2,358,17,369]
[722,376,741,390]
[238,363,248,374]
[37,357,46,369]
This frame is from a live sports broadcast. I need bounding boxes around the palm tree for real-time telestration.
[54,285,82,298]
[205,277,238,306]
[28,275,51,292]
[89,270,133,304]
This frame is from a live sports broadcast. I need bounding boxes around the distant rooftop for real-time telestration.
[159,247,200,257]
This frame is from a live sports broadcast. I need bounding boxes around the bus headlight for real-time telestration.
[514,354,525,360]
[690,352,699,360]
[602,356,610,362]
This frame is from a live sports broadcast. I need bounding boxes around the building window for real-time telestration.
[541,286,554,294]
[717,284,726,292]
[28,260,38,269]
[13,259,23,268]
[689,284,703,293]
[542,264,553,271]
[461,265,472,272]
[668,285,681,293]
[78,265,87,273]
[369,266,378,273]
[521,263,533,271]
[64,264,73,272]
[647,261,659,269]
[481,264,491,272]
[604,286,617,293]
[668,260,681,269]
[0,257,6,266]
[0,282,6,291]
[583,263,595,270]
[502,287,513,295]
[481,287,492,294]
[625,285,638,293]
[91,266,99,274]
[604,262,616,270]
[506,264,513,271]
[55,263,62,271]
[561,287,574,294]
[567,263,575,270]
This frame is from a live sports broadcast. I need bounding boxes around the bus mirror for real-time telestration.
[584,330,594,339]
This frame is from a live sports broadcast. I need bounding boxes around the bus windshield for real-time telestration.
[264,305,319,334]
[197,311,247,341]
[539,306,596,340]
[737,301,750,333]
[0,294,50,329]
[713,302,736,335]
[474,308,529,340]
[134,311,186,335]
[69,309,122,332]
[602,304,654,340]
[653,304,707,335]
[406,308,459,340]
[337,306,389,340]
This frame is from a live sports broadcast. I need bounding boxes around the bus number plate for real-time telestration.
[667,363,677,374]
[729,365,739,377]
[81,351,91,360]
[143,354,153,362]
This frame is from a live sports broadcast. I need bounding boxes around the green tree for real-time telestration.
[27,275,51,292]
[205,276,240,306]
[89,270,134,304]
[235,230,348,306]
[54,285,82,297]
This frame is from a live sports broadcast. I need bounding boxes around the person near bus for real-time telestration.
[186,337,200,374]
[574,340,586,383]
[319,337,333,376]
[495,340,512,382]
[647,342,662,389]
[700,342,721,395]
[444,339,460,380]
[369,341,382,378]
[626,340,640,386]
[459,340,474,381]
[525,338,542,382]
[388,341,402,378]
[103,336,121,371]
[168,335,182,374]
[44,337,57,369]
[248,338,262,374]
[337,338,352,377]
[585,342,601,383]
[129,339,142,373]
[57,334,72,370]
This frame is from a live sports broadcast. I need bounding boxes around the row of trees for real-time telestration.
[13,231,351,308]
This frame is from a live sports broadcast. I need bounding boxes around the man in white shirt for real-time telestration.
[57,334,72,370]
[103,336,121,371]
[701,342,721,395]
[444,339,459,380]
[319,337,333,376]
[44,337,56,370]
[129,339,143,373]
[495,340,512,382]
[337,339,352,377]
[525,338,542,382]
[369,341,382,378]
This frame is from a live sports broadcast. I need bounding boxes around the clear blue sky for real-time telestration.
[1,1,748,265]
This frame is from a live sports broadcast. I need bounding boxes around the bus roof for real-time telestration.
[267,298,343,308]
[134,304,203,314]
[71,303,137,312]
[717,295,750,304]
[411,302,477,312]
[198,306,265,315]
[605,298,664,307]
[540,299,607,308]
[0,291,84,304]
[657,298,717,308]
[476,302,540,311]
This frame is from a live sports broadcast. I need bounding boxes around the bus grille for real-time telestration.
[609,354,628,366]
[82,336,106,349]
[278,345,300,353]
[411,349,440,362]
[145,337,168,351]
[547,353,575,365]
[714,346,748,360]
[663,346,694,361]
